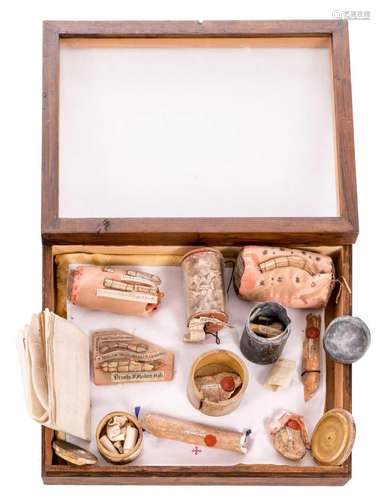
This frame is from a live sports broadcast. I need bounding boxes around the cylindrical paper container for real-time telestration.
[187,349,248,416]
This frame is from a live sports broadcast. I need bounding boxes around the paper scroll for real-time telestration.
[264,358,296,391]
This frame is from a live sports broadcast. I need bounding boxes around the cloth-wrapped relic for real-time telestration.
[140,413,248,454]
[68,265,163,316]
[195,372,242,403]
[234,246,334,309]
[269,410,310,461]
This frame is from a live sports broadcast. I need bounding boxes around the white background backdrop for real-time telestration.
[0,0,379,498]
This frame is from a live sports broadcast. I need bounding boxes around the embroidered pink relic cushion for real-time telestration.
[234,246,334,309]
[68,266,162,316]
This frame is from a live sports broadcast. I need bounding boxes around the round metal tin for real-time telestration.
[323,316,370,364]
[240,301,291,365]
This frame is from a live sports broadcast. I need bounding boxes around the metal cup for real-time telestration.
[240,301,291,365]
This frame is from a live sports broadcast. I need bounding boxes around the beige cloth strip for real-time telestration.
[18,310,91,440]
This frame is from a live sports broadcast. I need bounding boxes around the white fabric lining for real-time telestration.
[67,264,325,466]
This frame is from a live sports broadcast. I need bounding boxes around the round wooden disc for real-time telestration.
[311,409,355,465]
[53,439,98,466]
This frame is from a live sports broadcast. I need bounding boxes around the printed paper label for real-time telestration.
[111,371,165,383]
[96,288,158,304]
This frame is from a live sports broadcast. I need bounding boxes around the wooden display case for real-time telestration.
[41,20,358,485]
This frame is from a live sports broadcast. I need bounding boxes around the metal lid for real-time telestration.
[53,439,98,466]
[311,409,355,465]
[324,316,370,364]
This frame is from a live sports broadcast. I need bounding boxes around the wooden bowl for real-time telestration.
[96,411,143,464]
[187,349,249,416]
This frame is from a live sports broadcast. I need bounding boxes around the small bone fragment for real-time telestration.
[250,323,283,338]
[100,435,118,454]
[113,441,123,453]
[107,421,125,442]
[271,322,285,331]
[123,425,139,452]
[108,415,128,427]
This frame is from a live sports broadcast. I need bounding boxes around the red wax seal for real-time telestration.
[306,327,320,339]
[204,434,217,447]
[220,376,235,392]
[287,419,301,431]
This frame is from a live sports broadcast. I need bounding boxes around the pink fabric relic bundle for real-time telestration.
[234,246,335,309]
[68,266,163,316]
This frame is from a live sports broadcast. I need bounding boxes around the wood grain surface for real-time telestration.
[40,18,355,485]
[41,243,352,485]
[41,20,358,246]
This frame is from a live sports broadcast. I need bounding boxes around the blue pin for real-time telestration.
[134,406,141,419]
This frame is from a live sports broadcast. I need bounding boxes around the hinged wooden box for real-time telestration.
[41,20,358,485]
